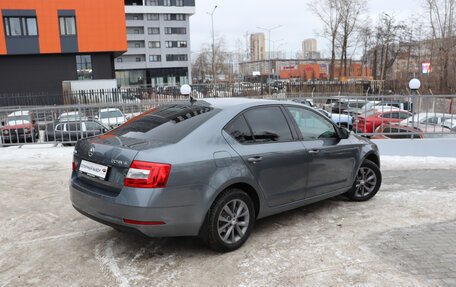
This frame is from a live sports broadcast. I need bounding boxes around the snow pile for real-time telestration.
[381,156,456,171]
[0,146,74,169]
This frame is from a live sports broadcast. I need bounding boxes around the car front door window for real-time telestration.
[286,107,337,140]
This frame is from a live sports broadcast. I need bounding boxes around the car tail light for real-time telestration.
[125,161,171,188]
[72,160,76,170]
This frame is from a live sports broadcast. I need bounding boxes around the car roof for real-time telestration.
[60,111,80,115]
[197,98,287,109]
[99,108,122,112]
[8,111,30,117]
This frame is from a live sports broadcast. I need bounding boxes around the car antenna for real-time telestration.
[180,84,196,104]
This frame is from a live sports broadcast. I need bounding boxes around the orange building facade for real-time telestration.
[280,62,372,81]
[0,0,127,93]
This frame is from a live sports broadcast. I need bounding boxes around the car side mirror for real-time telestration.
[339,127,350,139]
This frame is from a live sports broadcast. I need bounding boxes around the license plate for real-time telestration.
[79,160,108,180]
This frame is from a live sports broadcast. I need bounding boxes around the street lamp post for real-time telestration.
[409,78,421,139]
[257,25,282,94]
[207,5,217,96]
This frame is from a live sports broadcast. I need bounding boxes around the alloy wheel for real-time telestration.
[354,167,377,198]
[217,199,250,244]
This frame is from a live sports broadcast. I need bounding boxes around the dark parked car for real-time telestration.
[70,99,382,252]
[46,120,108,142]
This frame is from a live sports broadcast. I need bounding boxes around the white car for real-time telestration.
[442,119,456,130]
[98,108,126,128]
[400,113,456,126]
[59,111,85,122]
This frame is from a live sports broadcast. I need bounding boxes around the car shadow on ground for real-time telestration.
[91,195,350,258]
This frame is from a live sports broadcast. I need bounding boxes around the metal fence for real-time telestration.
[0,81,375,107]
[0,92,455,146]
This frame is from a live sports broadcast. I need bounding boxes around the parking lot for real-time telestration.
[1,147,456,287]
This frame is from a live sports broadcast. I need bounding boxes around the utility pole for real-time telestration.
[257,25,282,94]
[207,5,217,96]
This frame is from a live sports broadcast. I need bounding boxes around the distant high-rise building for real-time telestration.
[250,33,265,61]
[302,39,319,59]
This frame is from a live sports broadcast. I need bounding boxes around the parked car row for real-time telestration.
[1,107,129,144]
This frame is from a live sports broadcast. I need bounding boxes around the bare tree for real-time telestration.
[374,13,406,93]
[309,0,343,80]
[191,38,231,83]
[337,0,367,77]
[425,0,456,93]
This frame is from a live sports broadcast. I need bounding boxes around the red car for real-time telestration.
[2,111,38,143]
[353,110,412,134]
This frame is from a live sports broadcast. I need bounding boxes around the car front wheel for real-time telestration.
[346,159,382,201]
[204,189,255,252]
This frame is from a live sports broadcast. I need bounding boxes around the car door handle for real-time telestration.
[308,150,320,155]
[247,156,263,163]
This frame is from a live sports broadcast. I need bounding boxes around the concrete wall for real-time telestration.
[372,139,456,158]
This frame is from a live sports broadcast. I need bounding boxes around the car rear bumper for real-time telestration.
[69,176,208,237]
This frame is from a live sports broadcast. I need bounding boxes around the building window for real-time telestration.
[59,16,76,36]
[166,54,188,61]
[146,0,158,5]
[164,14,186,21]
[116,58,123,63]
[149,55,161,62]
[147,14,159,20]
[76,55,93,80]
[148,27,160,35]
[165,41,187,48]
[165,27,186,35]
[164,0,171,6]
[176,0,184,6]
[3,16,38,37]
[148,41,161,48]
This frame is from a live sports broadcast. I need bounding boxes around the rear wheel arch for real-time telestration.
[227,183,260,218]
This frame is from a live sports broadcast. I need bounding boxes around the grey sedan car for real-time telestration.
[70,98,381,252]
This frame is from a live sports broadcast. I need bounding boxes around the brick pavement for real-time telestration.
[368,220,456,286]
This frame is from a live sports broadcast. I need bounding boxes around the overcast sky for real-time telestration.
[190,0,422,58]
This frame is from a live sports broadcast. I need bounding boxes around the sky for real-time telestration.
[190,0,422,58]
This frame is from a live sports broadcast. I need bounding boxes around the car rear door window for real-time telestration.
[286,106,337,140]
[67,123,81,131]
[225,116,254,144]
[243,106,293,143]
[398,112,410,120]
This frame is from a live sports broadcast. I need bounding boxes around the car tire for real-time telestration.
[203,189,255,252]
[346,159,382,202]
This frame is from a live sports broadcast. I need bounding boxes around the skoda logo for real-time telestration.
[88,147,95,158]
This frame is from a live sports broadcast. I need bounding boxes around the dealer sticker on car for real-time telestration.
[79,160,108,180]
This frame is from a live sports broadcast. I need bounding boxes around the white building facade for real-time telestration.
[115,0,195,88]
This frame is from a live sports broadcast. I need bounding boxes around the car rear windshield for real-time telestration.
[100,111,123,119]
[110,103,219,143]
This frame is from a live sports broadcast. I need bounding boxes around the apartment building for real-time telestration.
[250,33,265,61]
[0,0,127,93]
[302,39,320,59]
[115,0,195,88]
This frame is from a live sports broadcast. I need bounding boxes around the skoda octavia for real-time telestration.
[70,98,381,252]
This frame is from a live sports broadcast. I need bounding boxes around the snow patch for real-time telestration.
[381,156,456,171]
